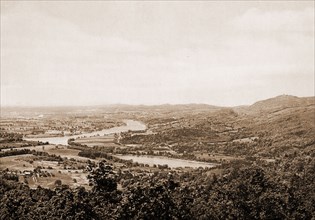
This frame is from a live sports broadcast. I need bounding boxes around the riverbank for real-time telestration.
[24,120,146,146]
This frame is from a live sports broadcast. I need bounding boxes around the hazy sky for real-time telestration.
[1,1,314,106]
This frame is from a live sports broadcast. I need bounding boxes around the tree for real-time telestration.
[54,179,62,186]
[87,160,117,192]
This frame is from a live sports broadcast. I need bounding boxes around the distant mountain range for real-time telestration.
[1,95,314,116]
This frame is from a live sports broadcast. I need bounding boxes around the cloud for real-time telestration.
[1,2,314,106]
[231,7,314,33]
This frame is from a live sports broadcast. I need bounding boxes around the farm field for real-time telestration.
[0,95,314,219]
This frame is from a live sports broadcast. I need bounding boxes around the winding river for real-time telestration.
[24,120,216,168]
[24,120,146,146]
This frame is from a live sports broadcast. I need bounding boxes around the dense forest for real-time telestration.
[1,157,314,220]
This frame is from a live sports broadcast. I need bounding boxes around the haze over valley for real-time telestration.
[0,1,314,219]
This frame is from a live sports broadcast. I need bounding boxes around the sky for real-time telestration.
[1,1,314,107]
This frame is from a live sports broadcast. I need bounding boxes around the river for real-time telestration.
[23,120,216,168]
[115,155,217,168]
[24,119,146,146]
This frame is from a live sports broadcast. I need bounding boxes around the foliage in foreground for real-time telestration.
[0,159,314,220]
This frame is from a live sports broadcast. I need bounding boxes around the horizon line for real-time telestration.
[1,94,313,109]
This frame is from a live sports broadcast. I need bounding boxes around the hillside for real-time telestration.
[236,95,314,114]
[121,95,315,158]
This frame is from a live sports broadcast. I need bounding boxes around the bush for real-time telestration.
[54,179,62,186]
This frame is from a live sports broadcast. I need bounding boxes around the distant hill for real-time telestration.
[2,95,314,118]
[234,95,314,115]
[124,95,315,157]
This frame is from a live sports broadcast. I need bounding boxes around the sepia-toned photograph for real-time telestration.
[0,1,314,219]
